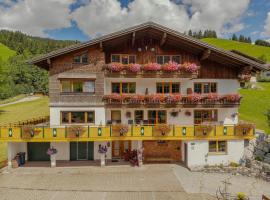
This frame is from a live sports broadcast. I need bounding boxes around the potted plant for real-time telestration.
[47,147,57,167]
[196,124,214,136]
[98,144,107,167]
[180,62,199,73]
[205,93,219,103]
[143,63,161,71]
[187,93,202,104]
[165,94,182,104]
[223,94,241,103]
[162,61,179,72]
[66,125,86,138]
[22,126,41,139]
[145,94,165,104]
[153,124,171,136]
[107,63,124,72]
[235,122,255,135]
[112,124,129,136]
[127,63,141,73]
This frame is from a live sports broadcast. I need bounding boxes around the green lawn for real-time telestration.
[0,94,28,105]
[239,82,270,133]
[0,43,15,61]
[202,38,270,62]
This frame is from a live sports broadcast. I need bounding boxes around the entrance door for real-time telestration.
[111,110,121,123]
[28,142,50,161]
[148,110,167,124]
[112,141,131,159]
[70,142,94,161]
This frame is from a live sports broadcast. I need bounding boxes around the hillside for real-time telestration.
[202,38,270,62]
[0,43,15,61]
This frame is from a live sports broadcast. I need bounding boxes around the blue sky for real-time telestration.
[0,0,270,42]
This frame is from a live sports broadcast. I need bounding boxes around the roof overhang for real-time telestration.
[27,21,267,71]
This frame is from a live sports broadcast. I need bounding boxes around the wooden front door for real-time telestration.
[112,141,131,159]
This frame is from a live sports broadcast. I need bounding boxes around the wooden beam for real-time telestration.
[200,49,211,61]
[132,32,136,47]
[99,42,103,51]
[160,32,167,46]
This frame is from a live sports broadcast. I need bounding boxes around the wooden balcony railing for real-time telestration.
[0,124,254,142]
[103,94,241,107]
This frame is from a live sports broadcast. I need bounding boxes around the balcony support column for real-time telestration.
[137,140,143,167]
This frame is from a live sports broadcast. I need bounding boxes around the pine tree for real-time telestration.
[232,34,238,41]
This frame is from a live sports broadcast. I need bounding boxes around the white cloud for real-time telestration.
[72,0,250,38]
[263,12,270,37]
[0,0,75,37]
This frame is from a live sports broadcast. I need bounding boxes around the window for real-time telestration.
[194,110,218,124]
[61,111,95,124]
[111,82,136,94]
[73,53,88,64]
[194,83,217,94]
[209,141,227,153]
[135,110,144,124]
[111,54,136,64]
[148,110,167,124]
[156,82,180,94]
[61,80,95,93]
[156,55,181,64]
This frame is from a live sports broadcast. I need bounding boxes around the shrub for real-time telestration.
[236,192,246,200]
[229,162,239,167]
[267,109,270,128]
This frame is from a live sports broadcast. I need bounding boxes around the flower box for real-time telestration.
[165,94,182,104]
[180,62,199,73]
[127,63,141,73]
[143,63,161,71]
[153,124,171,136]
[107,63,124,72]
[162,61,179,72]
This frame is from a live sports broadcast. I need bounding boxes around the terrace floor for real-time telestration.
[0,164,269,200]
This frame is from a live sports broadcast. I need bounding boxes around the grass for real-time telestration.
[0,94,28,105]
[202,38,270,62]
[0,96,49,125]
[239,82,270,134]
[0,43,16,61]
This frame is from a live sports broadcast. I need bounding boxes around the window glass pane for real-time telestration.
[71,112,85,123]
[157,56,163,64]
[87,112,95,123]
[61,112,69,123]
[111,55,120,63]
[203,83,210,93]
[172,83,180,93]
[122,83,129,93]
[164,56,170,63]
[135,110,143,124]
[172,55,180,63]
[112,83,120,93]
[83,81,95,93]
[129,55,136,64]
[164,83,170,94]
[62,81,72,92]
[202,111,210,122]
[211,83,217,93]
[194,111,202,124]
[158,111,166,123]
[218,141,226,152]
[209,141,217,152]
[122,55,128,64]
[194,83,202,93]
[73,82,83,92]
[156,83,163,93]
[148,110,156,124]
[73,55,81,63]
[81,54,88,63]
[129,83,136,93]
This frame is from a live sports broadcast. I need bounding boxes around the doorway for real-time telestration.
[112,141,131,159]
[70,142,94,161]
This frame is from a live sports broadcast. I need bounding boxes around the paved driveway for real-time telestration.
[0,164,214,200]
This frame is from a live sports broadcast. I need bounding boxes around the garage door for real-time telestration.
[28,142,50,161]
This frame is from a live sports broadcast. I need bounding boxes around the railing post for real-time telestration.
[88,126,90,138]
[42,126,44,138]
[214,125,216,136]
[131,125,133,137]
[20,127,22,138]
[193,125,196,136]
[152,125,154,137]
[65,126,67,138]
[233,125,236,136]
[110,125,112,137]
[173,125,175,137]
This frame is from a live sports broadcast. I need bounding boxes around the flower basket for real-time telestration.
[66,126,86,138]
[235,122,255,135]
[153,124,171,136]
[187,93,202,104]
[205,93,219,103]
[143,63,161,71]
[162,61,179,72]
[223,94,241,103]
[195,124,214,136]
[112,124,129,136]
[107,63,124,72]
[47,147,57,156]
[145,94,165,104]
[165,94,182,104]
[22,126,42,139]
[180,62,199,73]
[127,63,141,73]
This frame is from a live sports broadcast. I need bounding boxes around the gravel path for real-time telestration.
[0,96,41,107]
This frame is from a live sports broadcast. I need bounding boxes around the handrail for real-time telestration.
[0,116,49,127]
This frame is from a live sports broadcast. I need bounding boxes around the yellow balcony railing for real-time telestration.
[0,125,255,142]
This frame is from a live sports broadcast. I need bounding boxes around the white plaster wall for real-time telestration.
[94,141,112,160]
[131,140,142,150]
[50,142,69,160]
[105,78,239,95]
[106,107,238,125]
[186,140,244,169]
[50,107,106,127]
[7,142,27,166]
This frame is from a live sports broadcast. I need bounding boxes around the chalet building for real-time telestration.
[1,22,266,169]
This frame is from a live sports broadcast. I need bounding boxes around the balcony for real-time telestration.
[103,62,199,78]
[0,124,254,142]
[102,93,241,108]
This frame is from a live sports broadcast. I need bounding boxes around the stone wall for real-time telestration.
[253,133,270,164]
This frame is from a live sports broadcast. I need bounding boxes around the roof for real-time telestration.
[27,21,267,71]
[230,50,266,64]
